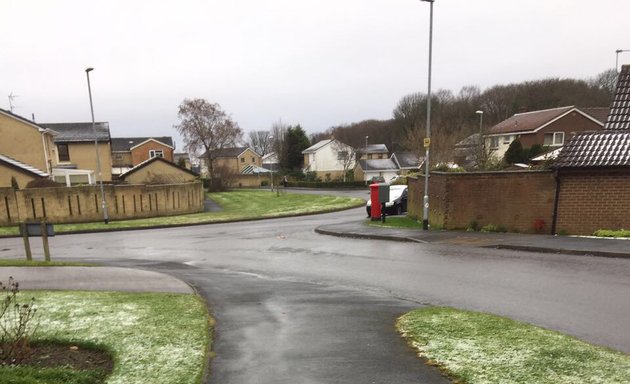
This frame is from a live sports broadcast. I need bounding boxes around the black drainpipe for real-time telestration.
[551,169,561,235]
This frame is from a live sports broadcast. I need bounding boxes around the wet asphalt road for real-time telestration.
[1,189,629,382]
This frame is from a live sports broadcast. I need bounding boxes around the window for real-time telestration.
[503,135,513,144]
[544,132,564,146]
[252,157,255,163]
[58,144,70,162]
[490,137,499,149]
[337,151,348,160]
[149,150,164,158]
[240,157,245,163]
[378,154,383,159]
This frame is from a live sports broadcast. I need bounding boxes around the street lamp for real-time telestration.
[475,110,484,136]
[616,49,630,73]
[85,67,109,224]
[269,135,274,192]
[420,0,434,231]
[365,136,369,180]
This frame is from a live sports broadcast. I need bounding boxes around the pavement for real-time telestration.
[316,220,630,258]
[3,266,194,293]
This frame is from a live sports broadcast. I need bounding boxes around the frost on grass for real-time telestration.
[397,307,630,384]
[27,291,208,384]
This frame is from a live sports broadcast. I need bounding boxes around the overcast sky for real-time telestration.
[1,0,629,150]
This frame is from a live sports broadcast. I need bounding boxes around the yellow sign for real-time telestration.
[423,138,431,147]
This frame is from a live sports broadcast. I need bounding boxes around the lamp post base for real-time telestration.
[422,219,429,230]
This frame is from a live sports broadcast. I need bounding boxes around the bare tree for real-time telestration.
[270,120,288,169]
[175,98,242,186]
[331,140,357,182]
[246,130,272,156]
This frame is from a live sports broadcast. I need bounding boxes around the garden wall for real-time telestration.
[408,171,556,233]
[0,182,204,225]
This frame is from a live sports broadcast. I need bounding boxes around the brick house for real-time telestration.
[111,137,175,178]
[553,64,630,235]
[485,106,607,159]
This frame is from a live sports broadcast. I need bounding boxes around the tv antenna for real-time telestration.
[8,93,19,113]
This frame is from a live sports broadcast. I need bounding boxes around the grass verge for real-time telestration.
[397,307,630,384]
[367,216,423,229]
[0,190,364,236]
[2,291,210,384]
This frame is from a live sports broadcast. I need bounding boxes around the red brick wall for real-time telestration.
[131,141,174,166]
[556,169,630,235]
[409,171,556,233]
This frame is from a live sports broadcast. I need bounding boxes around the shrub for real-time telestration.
[0,277,38,363]
[467,220,479,232]
[504,139,526,164]
[25,178,63,188]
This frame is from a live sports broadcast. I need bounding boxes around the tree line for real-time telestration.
[175,69,616,180]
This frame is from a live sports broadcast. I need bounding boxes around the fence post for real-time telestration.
[41,220,51,262]
[20,223,32,261]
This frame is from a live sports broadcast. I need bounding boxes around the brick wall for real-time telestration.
[556,169,630,235]
[408,171,556,233]
[0,182,203,225]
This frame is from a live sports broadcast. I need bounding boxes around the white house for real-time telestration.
[302,139,356,181]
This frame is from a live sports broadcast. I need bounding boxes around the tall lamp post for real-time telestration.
[475,110,484,136]
[85,67,109,224]
[420,0,434,231]
[365,136,369,180]
[616,49,630,73]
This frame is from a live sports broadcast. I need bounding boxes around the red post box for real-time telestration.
[369,183,381,221]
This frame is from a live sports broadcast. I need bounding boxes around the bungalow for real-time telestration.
[118,156,198,184]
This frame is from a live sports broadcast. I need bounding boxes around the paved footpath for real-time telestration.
[1,266,193,293]
[316,221,630,258]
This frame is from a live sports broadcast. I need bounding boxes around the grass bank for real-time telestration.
[0,190,364,236]
[397,307,630,384]
[2,291,210,384]
[0,259,93,267]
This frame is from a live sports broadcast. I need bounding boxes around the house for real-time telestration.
[302,139,356,180]
[354,158,399,182]
[485,106,607,159]
[200,147,262,176]
[360,144,389,160]
[261,152,279,172]
[0,108,57,185]
[118,156,198,184]
[552,64,630,235]
[111,136,175,177]
[40,122,113,182]
[391,151,422,174]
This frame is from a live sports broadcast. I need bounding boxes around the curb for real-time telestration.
[315,226,630,259]
[487,244,630,259]
[314,227,427,243]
